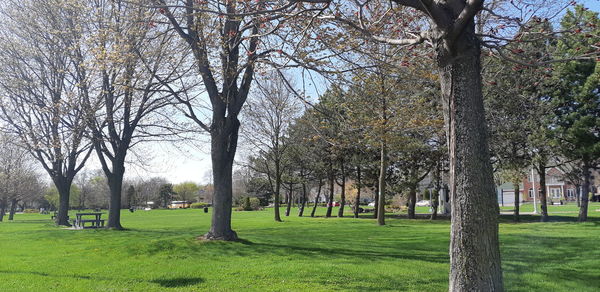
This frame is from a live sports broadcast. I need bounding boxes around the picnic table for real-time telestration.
[74,212,105,229]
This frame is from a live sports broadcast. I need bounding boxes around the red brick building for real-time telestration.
[521,167,578,203]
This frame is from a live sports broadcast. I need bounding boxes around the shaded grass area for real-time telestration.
[1,204,599,291]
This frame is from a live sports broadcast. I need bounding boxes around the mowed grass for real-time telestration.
[1,204,599,292]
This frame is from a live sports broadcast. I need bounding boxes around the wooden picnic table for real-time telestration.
[74,212,105,229]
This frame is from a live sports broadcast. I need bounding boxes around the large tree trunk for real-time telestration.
[354,166,362,218]
[408,184,417,219]
[311,180,322,217]
[274,161,282,222]
[325,163,334,218]
[8,198,17,221]
[377,142,387,226]
[337,160,346,217]
[285,182,292,217]
[106,166,125,229]
[438,27,503,291]
[537,160,549,222]
[55,181,72,226]
[578,162,591,222]
[204,120,239,241]
[0,197,7,222]
[513,181,520,222]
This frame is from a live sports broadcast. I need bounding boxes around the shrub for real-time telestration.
[238,197,262,211]
[190,202,210,209]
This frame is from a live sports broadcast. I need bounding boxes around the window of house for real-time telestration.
[550,188,562,198]
[528,188,534,198]
[567,189,575,198]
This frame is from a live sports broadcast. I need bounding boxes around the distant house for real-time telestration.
[169,201,191,209]
[497,167,599,206]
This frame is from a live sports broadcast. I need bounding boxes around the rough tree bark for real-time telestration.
[438,23,503,292]
[55,179,72,226]
[204,119,240,241]
[106,163,125,229]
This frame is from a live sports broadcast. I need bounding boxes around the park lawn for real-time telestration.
[499,202,599,213]
[0,204,599,292]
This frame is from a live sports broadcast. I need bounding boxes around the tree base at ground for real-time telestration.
[200,230,238,241]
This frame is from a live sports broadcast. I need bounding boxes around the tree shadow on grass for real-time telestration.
[0,270,204,288]
[0,270,112,281]
[498,214,600,225]
[150,277,204,288]
[501,233,600,291]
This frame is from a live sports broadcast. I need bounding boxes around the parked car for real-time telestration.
[368,202,376,207]
[327,202,340,207]
[416,200,431,207]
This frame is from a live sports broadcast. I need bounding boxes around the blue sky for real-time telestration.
[111,1,600,185]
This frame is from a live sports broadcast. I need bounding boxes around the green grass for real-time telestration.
[1,204,599,291]
[499,202,595,213]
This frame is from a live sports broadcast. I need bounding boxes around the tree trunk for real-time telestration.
[311,180,322,217]
[576,184,581,207]
[55,181,72,226]
[537,160,549,222]
[438,27,503,291]
[337,160,346,217]
[325,163,334,218]
[274,161,282,222]
[431,164,441,220]
[373,184,379,219]
[431,189,439,220]
[513,181,520,222]
[204,120,239,241]
[578,162,591,222]
[0,197,7,222]
[106,167,125,229]
[299,183,307,216]
[377,142,387,226]
[354,166,362,218]
[8,198,18,221]
[285,182,292,217]
[408,184,417,219]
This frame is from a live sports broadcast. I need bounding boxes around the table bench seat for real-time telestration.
[74,213,105,229]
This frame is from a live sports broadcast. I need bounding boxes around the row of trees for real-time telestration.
[484,6,600,222]
[242,65,445,223]
[0,132,213,220]
[0,0,596,290]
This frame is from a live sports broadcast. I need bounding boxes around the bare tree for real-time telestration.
[73,0,185,229]
[0,1,93,226]
[242,73,301,222]
[153,0,330,240]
